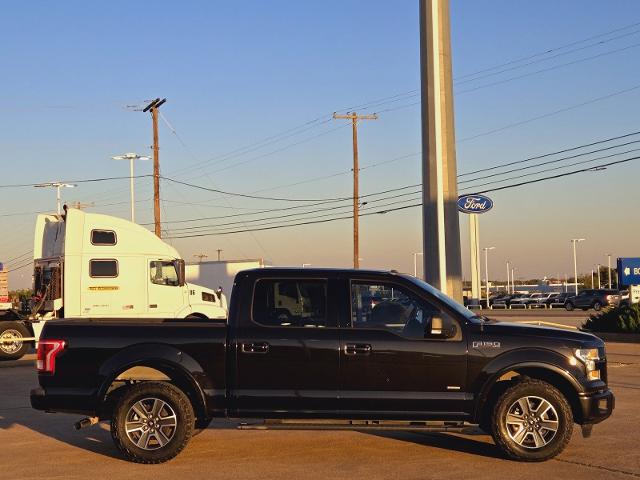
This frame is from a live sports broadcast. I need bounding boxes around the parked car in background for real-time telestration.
[550,292,573,307]
[510,293,540,307]
[529,293,560,307]
[492,293,527,307]
[565,289,621,311]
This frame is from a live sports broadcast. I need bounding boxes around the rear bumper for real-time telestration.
[30,386,97,416]
[579,388,615,424]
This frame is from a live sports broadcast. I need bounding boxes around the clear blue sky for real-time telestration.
[2,1,640,288]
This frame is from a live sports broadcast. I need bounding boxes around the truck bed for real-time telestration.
[34,318,228,416]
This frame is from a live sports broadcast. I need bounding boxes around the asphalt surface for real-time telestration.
[1,337,639,479]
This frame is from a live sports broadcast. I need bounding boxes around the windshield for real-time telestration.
[401,274,479,322]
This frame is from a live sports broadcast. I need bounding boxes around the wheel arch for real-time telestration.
[97,344,209,425]
[475,360,584,427]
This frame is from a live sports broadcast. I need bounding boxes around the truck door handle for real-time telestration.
[344,343,372,355]
[241,342,270,354]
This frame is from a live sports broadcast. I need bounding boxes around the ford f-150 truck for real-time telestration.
[30,268,614,464]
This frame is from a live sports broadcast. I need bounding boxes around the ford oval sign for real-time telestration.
[457,194,493,214]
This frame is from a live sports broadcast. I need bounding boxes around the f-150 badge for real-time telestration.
[473,341,501,349]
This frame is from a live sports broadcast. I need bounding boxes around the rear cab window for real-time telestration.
[252,278,328,328]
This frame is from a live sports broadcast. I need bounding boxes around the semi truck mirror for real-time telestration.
[175,259,186,287]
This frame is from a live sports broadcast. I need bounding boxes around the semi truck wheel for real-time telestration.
[491,379,573,461]
[0,322,30,360]
[111,382,194,464]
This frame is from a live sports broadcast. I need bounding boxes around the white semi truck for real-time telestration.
[0,208,228,360]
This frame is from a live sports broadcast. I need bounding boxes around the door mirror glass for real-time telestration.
[175,259,186,287]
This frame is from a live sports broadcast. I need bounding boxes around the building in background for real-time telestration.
[185,259,267,299]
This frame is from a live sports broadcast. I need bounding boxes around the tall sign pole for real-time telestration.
[420,0,462,300]
[143,98,167,238]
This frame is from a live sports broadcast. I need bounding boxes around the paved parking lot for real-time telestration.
[0,337,638,480]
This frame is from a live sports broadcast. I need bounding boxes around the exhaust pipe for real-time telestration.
[74,417,99,430]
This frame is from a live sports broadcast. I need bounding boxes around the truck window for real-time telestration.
[89,259,118,278]
[90,229,117,245]
[150,261,179,286]
[252,279,327,327]
[351,282,460,340]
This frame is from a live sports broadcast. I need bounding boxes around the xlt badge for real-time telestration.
[473,341,501,349]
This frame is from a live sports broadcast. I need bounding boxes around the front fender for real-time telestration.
[472,348,586,420]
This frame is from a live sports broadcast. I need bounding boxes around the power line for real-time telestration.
[160,176,351,203]
[0,174,152,189]
[164,154,640,239]
[3,250,33,265]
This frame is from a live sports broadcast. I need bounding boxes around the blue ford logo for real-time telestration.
[457,194,494,214]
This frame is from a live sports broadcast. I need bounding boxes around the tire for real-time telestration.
[491,379,573,462]
[592,302,602,311]
[111,382,194,464]
[565,302,574,311]
[0,322,30,360]
[185,314,208,320]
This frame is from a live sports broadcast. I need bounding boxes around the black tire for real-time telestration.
[185,313,208,320]
[111,382,194,464]
[592,302,602,311]
[565,302,574,311]
[491,379,573,462]
[0,322,30,360]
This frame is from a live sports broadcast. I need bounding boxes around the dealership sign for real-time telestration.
[457,194,494,214]
[617,257,640,286]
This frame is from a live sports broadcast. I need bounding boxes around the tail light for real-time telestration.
[37,340,66,374]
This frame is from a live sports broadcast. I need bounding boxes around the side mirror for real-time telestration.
[175,259,186,287]
[429,314,457,339]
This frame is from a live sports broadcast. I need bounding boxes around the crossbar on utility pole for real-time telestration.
[143,98,167,238]
[333,112,377,269]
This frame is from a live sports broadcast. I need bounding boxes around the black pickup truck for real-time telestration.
[31,268,614,463]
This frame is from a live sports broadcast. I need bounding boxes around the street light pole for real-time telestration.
[571,238,586,295]
[34,182,77,214]
[506,260,510,294]
[596,264,601,289]
[483,247,495,307]
[413,252,423,278]
[607,254,612,288]
[112,153,151,222]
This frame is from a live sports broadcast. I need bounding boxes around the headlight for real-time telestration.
[575,348,600,376]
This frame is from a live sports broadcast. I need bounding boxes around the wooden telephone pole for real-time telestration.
[143,98,167,238]
[333,112,377,269]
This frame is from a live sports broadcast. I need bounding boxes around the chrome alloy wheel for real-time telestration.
[505,396,559,449]
[125,397,178,450]
[0,329,23,354]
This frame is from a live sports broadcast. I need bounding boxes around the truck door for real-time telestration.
[147,260,185,317]
[338,279,469,418]
[231,276,340,416]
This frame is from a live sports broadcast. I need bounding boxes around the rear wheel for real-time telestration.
[0,322,30,360]
[491,379,573,461]
[565,302,574,311]
[111,382,194,464]
[593,301,602,311]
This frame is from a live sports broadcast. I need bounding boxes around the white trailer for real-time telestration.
[185,259,266,302]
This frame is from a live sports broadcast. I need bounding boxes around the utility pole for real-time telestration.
[216,249,223,261]
[420,0,462,300]
[194,254,208,264]
[142,98,167,238]
[333,112,377,269]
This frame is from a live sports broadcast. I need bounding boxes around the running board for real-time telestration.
[238,420,472,432]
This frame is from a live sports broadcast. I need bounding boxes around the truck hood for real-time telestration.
[481,320,603,347]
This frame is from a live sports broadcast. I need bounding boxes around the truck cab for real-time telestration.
[32,208,226,322]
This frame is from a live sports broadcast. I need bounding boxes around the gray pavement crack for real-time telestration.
[555,458,640,478]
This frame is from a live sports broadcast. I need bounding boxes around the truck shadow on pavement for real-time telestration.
[0,409,504,461]
[365,430,505,460]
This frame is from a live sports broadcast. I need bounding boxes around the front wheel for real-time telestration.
[565,302,574,311]
[491,379,573,461]
[0,322,30,360]
[593,302,602,311]
[111,382,194,464]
